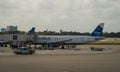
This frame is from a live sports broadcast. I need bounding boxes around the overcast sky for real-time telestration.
[0,0,120,32]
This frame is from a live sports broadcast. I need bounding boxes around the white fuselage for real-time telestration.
[36,35,104,45]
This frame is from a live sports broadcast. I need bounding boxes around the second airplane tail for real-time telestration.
[27,27,35,34]
[91,23,104,37]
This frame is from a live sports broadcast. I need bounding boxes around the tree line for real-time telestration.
[38,30,120,38]
[0,30,120,38]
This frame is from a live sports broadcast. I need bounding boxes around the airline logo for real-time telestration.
[91,23,104,36]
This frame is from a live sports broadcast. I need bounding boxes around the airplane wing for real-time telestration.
[47,39,72,48]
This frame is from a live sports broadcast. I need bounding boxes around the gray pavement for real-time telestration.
[0,45,120,72]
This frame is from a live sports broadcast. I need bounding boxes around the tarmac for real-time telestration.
[0,45,120,72]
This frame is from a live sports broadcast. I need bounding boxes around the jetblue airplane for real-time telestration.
[28,23,105,48]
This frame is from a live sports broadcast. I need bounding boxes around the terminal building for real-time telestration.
[6,25,17,31]
[0,25,35,47]
[0,28,6,32]
[0,25,18,32]
[0,34,27,42]
[0,34,35,48]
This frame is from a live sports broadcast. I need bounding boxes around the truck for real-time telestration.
[14,47,35,55]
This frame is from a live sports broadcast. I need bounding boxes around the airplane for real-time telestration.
[28,23,105,49]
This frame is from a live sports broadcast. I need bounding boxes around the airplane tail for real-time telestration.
[91,23,104,37]
[27,27,35,34]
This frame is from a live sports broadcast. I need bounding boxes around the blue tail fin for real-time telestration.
[28,27,35,34]
[91,23,104,37]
